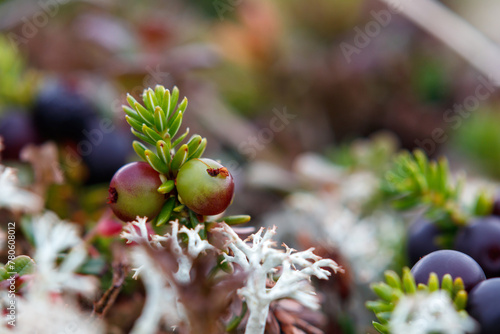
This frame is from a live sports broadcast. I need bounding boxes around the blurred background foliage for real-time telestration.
[2,1,500,333]
[1,0,500,222]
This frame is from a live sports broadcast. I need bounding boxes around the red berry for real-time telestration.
[96,217,123,237]
[108,162,165,222]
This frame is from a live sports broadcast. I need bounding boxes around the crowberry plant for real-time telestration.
[367,149,500,333]
[108,85,242,227]
[108,85,341,334]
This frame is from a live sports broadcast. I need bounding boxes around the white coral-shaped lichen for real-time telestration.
[1,211,103,333]
[217,223,343,334]
[0,165,43,212]
[31,211,98,297]
[129,248,182,334]
[13,298,104,334]
[121,217,214,283]
[122,218,215,332]
[262,154,404,284]
[389,291,477,334]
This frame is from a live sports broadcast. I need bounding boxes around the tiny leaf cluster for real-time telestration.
[382,150,463,217]
[121,85,249,228]
[366,268,469,334]
[382,150,494,231]
[124,86,206,178]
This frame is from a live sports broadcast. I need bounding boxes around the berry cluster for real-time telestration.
[108,85,247,229]
[0,37,131,184]
[0,82,133,184]
[411,250,500,334]
[369,150,500,333]
[367,265,470,334]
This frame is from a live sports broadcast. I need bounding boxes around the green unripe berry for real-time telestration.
[176,158,234,216]
[108,162,165,222]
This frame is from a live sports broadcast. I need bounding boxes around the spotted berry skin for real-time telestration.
[176,158,234,216]
[108,162,165,222]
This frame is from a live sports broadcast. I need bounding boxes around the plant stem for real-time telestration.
[244,301,269,334]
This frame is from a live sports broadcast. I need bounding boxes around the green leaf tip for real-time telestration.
[221,215,251,225]
[367,267,470,333]
[382,149,477,234]
[0,255,36,281]
[121,85,201,174]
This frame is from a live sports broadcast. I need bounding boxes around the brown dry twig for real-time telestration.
[92,260,129,319]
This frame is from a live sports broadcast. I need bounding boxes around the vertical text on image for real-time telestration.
[6,222,17,327]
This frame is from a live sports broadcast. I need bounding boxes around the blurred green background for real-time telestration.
[1,0,500,220]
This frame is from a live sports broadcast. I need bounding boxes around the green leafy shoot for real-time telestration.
[124,85,207,179]
[471,189,494,217]
[366,268,469,334]
[382,150,469,226]
[121,85,250,230]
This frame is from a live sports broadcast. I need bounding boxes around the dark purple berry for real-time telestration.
[455,216,500,278]
[33,82,97,142]
[0,110,38,160]
[108,162,165,222]
[491,192,500,217]
[411,249,486,291]
[467,278,500,334]
[81,119,132,184]
[407,218,442,266]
